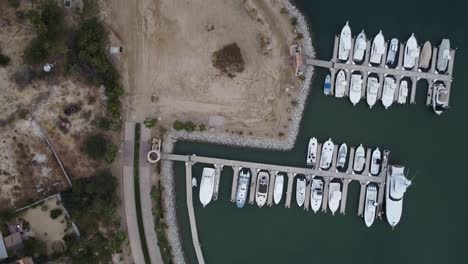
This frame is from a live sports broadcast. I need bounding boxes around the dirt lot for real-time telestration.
[103,0,304,137]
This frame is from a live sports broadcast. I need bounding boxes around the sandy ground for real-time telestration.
[103,0,303,138]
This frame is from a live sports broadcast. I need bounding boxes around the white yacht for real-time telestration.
[366,76,379,108]
[306,137,318,167]
[349,73,363,106]
[382,76,396,109]
[296,176,306,207]
[273,173,284,205]
[335,70,347,98]
[320,138,334,170]
[310,177,323,213]
[437,39,451,73]
[328,182,341,215]
[370,30,385,64]
[199,167,215,207]
[353,30,367,63]
[336,143,348,171]
[353,144,366,173]
[364,184,378,227]
[432,82,449,115]
[386,38,399,65]
[403,34,419,69]
[397,80,409,104]
[236,169,251,208]
[386,166,411,228]
[255,171,270,207]
[370,148,382,176]
[419,41,432,69]
[338,21,352,61]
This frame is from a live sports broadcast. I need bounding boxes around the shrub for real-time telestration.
[104,143,118,164]
[84,134,107,160]
[291,17,298,26]
[198,123,206,131]
[143,117,157,128]
[50,208,62,219]
[212,43,245,78]
[0,54,10,66]
[173,120,196,132]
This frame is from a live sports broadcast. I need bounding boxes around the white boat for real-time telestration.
[437,39,451,73]
[192,177,197,187]
[386,166,411,228]
[364,184,378,227]
[366,76,379,108]
[370,148,382,176]
[353,144,366,173]
[382,76,396,109]
[199,167,215,207]
[328,182,341,215]
[323,74,332,95]
[273,173,284,205]
[349,73,363,105]
[370,30,385,64]
[335,70,347,98]
[419,41,432,69]
[310,177,323,213]
[338,21,352,61]
[432,82,449,115]
[403,34,419,69]
[397,80,408,104]
[336,143,347,171]
[306,137,318,167]
[255,171,270,207]
[236,169,251,208]
[296,176,306,207]
[320,138,334,170]
[386,38,399,65]
[353,30,367,63]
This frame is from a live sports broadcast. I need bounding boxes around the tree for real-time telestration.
[50,208,62,219]
[84,134,107,160]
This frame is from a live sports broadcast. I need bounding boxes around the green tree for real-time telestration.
[50,208,62,219]
[104,143,118,164]
[143,117,157,128]
[84,134,107,160]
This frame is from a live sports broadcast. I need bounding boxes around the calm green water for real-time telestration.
[173,0,468,263]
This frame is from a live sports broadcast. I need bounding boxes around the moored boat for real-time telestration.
[236,169,251,208]
[364,184,378,227]
[310,177,323,213]
[370,148,382,176]
[382,76,396,109]
[199,167,215,207]
[338,21,352,61]
[366,76,379,108]
[386,165,411,228]
[353,30,367,63]
[320,138,334,170]
[335,70,347,98]
[437,39,451,73]
[397,80,408,104]
[386,38,399,65]
[273,173,284,205]
[432,82,449,115]
[370,31,385,64]
[323,74,331,95]
[403,34,419,69]
[255,171,270,207]
[419,41,432,69]
[349,73,363,105]
[328,182,341,215]
[306,137,318,167]
[336,143,348,171]
[296,175,306,207]
[353,144,366,173]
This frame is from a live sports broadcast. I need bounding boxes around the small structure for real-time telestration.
[290,44,304,76]
[110,46,123,54]
[43,63,54,73]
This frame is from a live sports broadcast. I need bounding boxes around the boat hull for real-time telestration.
[306,137,318,167]
[364,184,378,227]
[310,178,323,213]
[328,182,341,215]
[296,177,306,207]
[255,171,270,207]
[353,145,366,173]
[320,139,335,170]
[199,168,215,207]
[370,148,381,176]
[273,174,284,205]
[236,170,251,208]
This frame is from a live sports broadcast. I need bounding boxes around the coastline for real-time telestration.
[160,1,315,263]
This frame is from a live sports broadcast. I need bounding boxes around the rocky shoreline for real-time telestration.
[160,1,315,263]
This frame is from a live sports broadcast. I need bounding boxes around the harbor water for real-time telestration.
[173,0,468,263]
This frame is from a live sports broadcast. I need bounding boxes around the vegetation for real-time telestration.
[290,17,298,26]
[173,120,196,132]
[212,43,245,78]
[23,238,47,260]
[144,117,157,128]
[84,134,107,160]
[198,123,207,131]
[8,0,20,8]
[0,53,10,66]
[50,208,62,219]
[109,230,127,253]
[151,185,173,263]
[104,143,118,164]
[65,232,113,264]
[280,7,287,14]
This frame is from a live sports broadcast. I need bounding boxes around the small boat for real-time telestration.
[370,31,385,64]
[320,138,334,170]
[199,167,215,207]
[432,82,449,115]
[296,175,306,207]
[353,30,367,63]
[419,41,432,69]
[328,182,341,215]
[192,177,197,187]
[306,137,318,167]
[310,177,323,213]
[437,39,451,73]
[370,148,382,176]
[323,74,331,95]
[336,143,348,171]
[397,80,408,104]
[382,76,396,109]
[366,76,379,108]
[386,38,399,65]
[255,171,270,207]
[386,166,411,228]
[353,144,366,173]
[349,73,363,105]
[335,70,347,98]
[364,184,378,227]
[273,173,284,205]
[403,34,419,69]
[338,21,352,61]
[236,169,251,208]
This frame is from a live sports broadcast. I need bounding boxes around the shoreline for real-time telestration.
[160,1,315,263]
